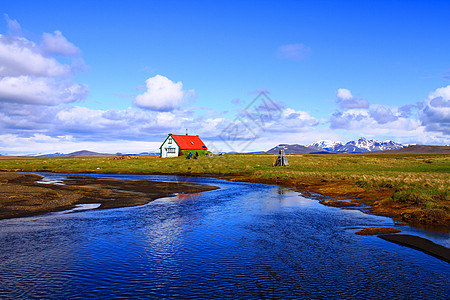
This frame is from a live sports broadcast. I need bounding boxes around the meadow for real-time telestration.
[1,153,448,227]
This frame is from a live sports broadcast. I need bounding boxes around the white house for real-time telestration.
[160,133,207,158]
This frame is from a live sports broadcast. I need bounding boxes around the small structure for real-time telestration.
[160,133,208,158]
[274,149,289,166]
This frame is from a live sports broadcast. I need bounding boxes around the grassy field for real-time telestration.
[0,153,449,227]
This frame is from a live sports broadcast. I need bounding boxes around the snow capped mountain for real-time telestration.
[308,140,343,152]
[267,138,406,154]
[309,137,405,153]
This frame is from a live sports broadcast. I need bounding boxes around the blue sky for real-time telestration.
[1,0,449,154]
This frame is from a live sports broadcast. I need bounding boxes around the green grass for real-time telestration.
[1,153,449,225]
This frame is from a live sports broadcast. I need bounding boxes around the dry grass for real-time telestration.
[355,227,402,235]
[0,153,448,226]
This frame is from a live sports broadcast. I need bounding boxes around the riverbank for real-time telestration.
[0,172,218,219]
[0,154,448,228]
[1,171,449,263]
[234,174,449,231]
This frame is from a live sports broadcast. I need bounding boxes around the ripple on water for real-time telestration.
[0,175,449,299]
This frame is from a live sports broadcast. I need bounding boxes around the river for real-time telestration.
[0,173,449,299]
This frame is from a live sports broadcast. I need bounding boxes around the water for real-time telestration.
[0,173,449,299]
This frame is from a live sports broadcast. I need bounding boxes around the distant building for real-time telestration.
[160,133,208,158]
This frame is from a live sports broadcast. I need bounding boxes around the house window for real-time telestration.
[168,137,172,144]
[166,147,176,153]
[190,141,194,145]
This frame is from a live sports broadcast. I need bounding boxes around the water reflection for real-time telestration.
[0,173,449,299]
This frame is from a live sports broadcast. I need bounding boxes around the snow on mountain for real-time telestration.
[310,137,405,153]
[308,140,343,152]
[268,138,405,154]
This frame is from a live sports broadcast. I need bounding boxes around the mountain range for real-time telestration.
[267,137,407,154]
[21,138,450,157]
[38,150,160,157]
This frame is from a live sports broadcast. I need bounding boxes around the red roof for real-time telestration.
[171,134,207,150]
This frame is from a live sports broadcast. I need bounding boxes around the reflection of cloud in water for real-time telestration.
[258,189,317,213]
[138,194,204,271]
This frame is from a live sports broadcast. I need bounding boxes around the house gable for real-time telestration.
[160,134,181,158]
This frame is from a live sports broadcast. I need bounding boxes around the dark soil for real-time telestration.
[378,234,450,263]
[0,172,218,219]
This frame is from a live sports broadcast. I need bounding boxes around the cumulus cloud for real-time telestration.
[330,111,362,129]
[1,17,449,154]
[276,44,311,61]
[133,75,195,111]
[0,76,88,105]
[278,108,319,128]
[0,16,87,113]
[336,88,353,100]
[420,85,450,135]
[328,108,426,142]
[369,105,398,124]
[429,85,450,100]
[335,88,369,109]
[398,104,420,118]
[42,30,81,56]
[0,35,71,77]
[325,85,450,145]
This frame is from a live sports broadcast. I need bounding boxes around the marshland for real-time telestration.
[1,153,448,227]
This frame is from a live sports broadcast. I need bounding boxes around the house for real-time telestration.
[160,133,208,158]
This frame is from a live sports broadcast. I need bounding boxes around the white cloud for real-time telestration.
[1,95,448,155]
[133,75,195,111]
[369,105,398,124]
[0,76,88,105]
[336,88,353,100]
[57,106,104,124]
[42,30,81,56]
[1,18,449,154]
[0,17,88,111]
[420,85,450,135]
[156,111,181,128]
[0,35,71,77]
[280,108,319,128]
[428,85,450,100]
[326,84,450,145]
[330,109,369,129]
[335,88,369,109]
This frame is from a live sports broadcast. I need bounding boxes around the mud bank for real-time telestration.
[0,172,218,219]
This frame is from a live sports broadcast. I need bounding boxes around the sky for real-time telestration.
[1,0,449,155]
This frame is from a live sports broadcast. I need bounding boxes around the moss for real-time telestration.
[402,209,448,224]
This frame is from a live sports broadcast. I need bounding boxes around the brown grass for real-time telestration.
[0,153,448,227]
[355,227,402,235]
